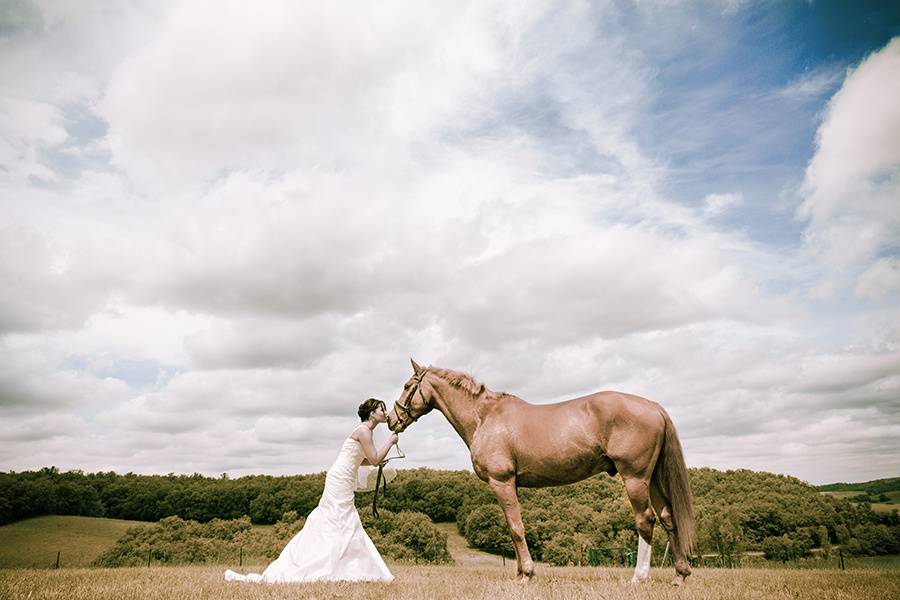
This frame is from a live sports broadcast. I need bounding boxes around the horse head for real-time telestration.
[387,358,434,432]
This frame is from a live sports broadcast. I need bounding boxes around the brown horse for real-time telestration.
[387,360,695,585]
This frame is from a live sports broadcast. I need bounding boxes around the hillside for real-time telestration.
[3,466,899,565]
[817,477,900,515]
[817,477,900,494]
[0,515,150,568]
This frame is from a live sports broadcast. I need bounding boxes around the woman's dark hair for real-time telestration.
[358,398,385,422]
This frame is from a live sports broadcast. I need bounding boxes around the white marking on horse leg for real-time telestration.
[631,536,652,583]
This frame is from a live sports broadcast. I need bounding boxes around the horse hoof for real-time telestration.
[671,575,685,586]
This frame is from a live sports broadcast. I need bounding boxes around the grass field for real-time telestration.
[0,516,504,570]
[1,564,899,600]
[820,489,900,514]
[434,522,517,568]
[0,515,151,569]
[4,515,899,572]
[872,490,900,514]
[820,491,864,500]
[2,516,899,599]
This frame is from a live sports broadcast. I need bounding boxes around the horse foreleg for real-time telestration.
[488,477,534,580]
[624,477,655,584]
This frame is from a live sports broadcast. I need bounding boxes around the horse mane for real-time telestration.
[429,366,489,398]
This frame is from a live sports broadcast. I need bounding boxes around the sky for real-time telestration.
[1,0,898,486]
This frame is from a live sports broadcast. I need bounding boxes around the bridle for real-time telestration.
[372,370,430,518]
[393,369,431,429]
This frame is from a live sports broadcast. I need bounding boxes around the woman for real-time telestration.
[225,398,400,583]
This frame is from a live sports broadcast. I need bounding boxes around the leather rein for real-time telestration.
[371,443,404,518]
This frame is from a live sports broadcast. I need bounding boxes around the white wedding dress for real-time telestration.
[224,426,394,583]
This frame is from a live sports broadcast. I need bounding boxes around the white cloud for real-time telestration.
[0,220,116,333]
[778,66,843,101]
[855,257,900,301]
[703,192,742,216]
[184,315,341,370]
[0,98,67,183]
[0,339,130,413]
[98,1,539,190]
[799,38,900,293]
[0,411,88,443]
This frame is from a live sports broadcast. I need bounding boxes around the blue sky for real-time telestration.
[635,1,898,242]
[0,1,898,484]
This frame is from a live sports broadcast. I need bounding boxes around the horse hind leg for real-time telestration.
[623,477,655,583]
[650,480,691,586]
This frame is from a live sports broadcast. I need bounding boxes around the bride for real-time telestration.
[225,398,399,583]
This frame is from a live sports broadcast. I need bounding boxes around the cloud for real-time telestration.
[0,98,67,183]
[0,2,153,185]
[0,411,87,443]
[443,226,778,346]
[855,257,900,300]
[185,315,341,370]
[799,38,900,293]
[124,170,410,320]
[0,341,130,413]
[777,66,843,102]
[0,220,119,333]
[789,348,900,396]
[98,1,537,189]
[703,192,742,216]
[688,412,900,484]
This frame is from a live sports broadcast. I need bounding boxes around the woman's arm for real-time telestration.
[356,427,398,466]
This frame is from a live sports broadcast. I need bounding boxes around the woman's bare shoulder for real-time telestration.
[350,424,372,442]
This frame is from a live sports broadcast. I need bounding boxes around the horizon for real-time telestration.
[1,1,899,486]
[11,463,899,489]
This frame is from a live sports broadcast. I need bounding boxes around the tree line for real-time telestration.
[2,466,898,565]
[817,477,900,495]
[93,508,451,567]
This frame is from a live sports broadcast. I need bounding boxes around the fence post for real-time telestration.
[56,551,60,569]
[839,548,844,570]
[148,549,152,567]
[240,545,243,567]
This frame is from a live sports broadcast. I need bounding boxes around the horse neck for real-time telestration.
[429,377,486,448]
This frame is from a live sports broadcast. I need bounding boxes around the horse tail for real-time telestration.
[654,406,696,553]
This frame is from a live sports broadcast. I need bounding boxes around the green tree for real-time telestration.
[818,525,832,557]
[464,504,513,555]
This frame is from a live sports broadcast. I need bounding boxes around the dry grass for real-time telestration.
[1,564,898,600]
[434,522,512,568]
[3,517,897,598]
[870,502,900,515]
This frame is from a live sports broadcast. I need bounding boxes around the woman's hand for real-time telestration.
[389,433,399,446]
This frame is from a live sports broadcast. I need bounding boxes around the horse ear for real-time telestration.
[410,358,423,375]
